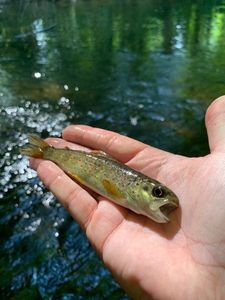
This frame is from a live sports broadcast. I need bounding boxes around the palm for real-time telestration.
[31,98,225,299]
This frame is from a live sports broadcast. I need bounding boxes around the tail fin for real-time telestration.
[20,134,49,158]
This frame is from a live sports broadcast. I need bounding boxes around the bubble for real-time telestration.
[23,213,30,219]
[43,103,49,108]
[25,101,31,108]
[130,116,138,126]
[18,107,25,114]
[58,97,70,106]
[27,172,35,179]
[34,72,42,78]
[25,219,41,232]
[8,184,14,189]
[64,84,69,90]
[42,195,55,207]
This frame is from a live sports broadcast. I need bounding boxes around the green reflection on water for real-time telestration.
[1,0,225,299]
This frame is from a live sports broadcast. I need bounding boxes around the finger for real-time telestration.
[46,137,90,151]
[34,159,98,230]
[62,125,172,163]
[85,198,128,254]
[205,95,225,153]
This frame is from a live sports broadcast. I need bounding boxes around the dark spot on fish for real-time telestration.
[143,185,149,191]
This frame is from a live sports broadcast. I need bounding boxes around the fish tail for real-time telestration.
[20,134,49,158]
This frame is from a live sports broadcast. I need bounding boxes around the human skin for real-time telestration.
[30,96,225,299]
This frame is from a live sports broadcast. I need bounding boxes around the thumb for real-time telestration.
[205,96,225,153]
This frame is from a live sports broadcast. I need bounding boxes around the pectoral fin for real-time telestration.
[91,150,108,156]
[90,150,117,161]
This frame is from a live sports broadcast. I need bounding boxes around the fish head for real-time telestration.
[139,181,179,223]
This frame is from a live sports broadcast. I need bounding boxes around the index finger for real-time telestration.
[62,125,171,163]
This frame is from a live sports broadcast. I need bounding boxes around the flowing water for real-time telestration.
[1,0,225,298]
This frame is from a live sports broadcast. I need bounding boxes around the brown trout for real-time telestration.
[20,135,179,223]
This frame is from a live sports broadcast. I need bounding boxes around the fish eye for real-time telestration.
[152,186,165,198]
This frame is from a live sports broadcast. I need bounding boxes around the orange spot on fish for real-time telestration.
[67,172,84,184]
[102,179,122,198]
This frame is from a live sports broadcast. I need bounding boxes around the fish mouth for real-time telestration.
[148,196,179,223]
[151,199,178,223]
[159,203,178,222]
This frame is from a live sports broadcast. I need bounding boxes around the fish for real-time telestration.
[20,135,179,223]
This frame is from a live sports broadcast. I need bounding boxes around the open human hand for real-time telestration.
[30,96,225,299]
